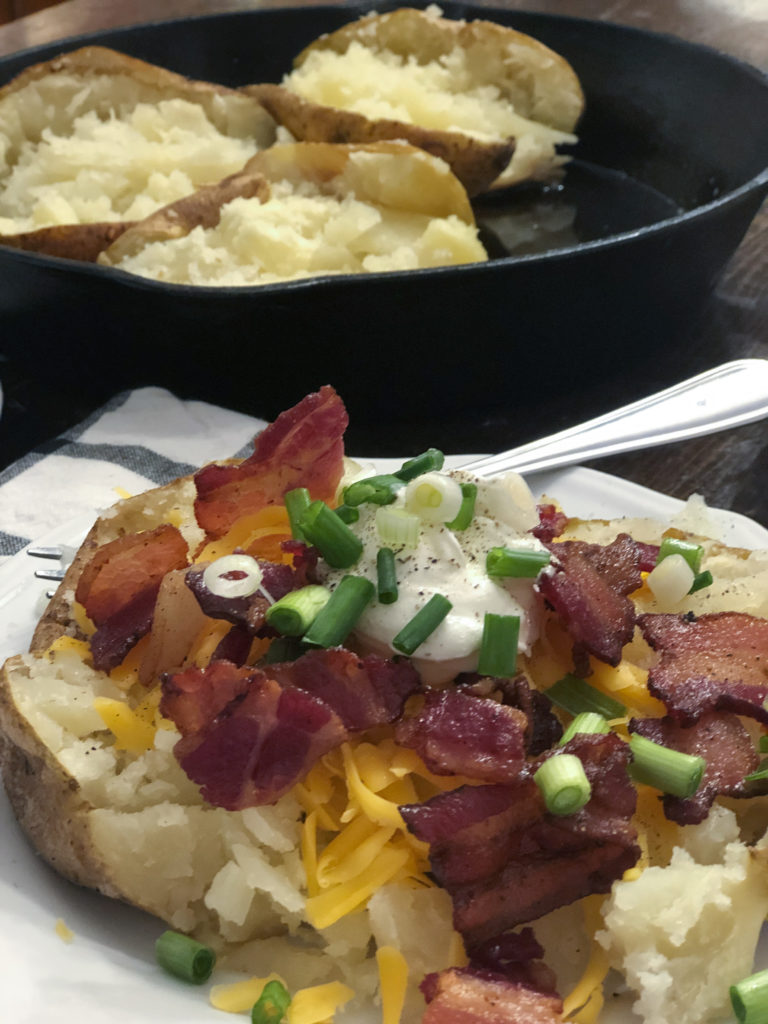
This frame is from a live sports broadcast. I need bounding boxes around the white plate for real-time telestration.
[1,464,766,1024]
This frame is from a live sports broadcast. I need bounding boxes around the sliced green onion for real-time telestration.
[760,735,768,753]
[284,487,310,541]
[343,474,404,507]
[334,503,359,525]
[628,733,706,798]
[155,930,215,984]
[689,569,713,594]
[730,968,768,1024]
[743,758,768,784]
[376,506,421,549]
[252,979,291,1024]
[394,448,445,482]
[534,753,592,815]
[392,594,452,656]
[477,613,520,678]
[486,546,551,579]
[376,547,398,605]
[203,554,263,599]
[303,575,375,648]
[299,500,363,569]
[405,472,463,523]
[265,585,331,636]
[446,482,477,531]
[545,675,626,720]
[647,553,695,605]
[261,636,308,665]
[657,536,704,573]
[559,711,611,746]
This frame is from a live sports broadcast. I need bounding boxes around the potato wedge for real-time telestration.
[247,7,584,194]
[0,46,275,260]
[99,140,488,284]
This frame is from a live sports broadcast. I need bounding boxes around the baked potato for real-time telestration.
[0,46,275,260]
[247,7,584,195]
[2,388,768,1023]
[98,140,488,284]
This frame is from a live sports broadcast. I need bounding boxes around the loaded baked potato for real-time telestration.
[248,7,584,195]
[3,387,768,1023]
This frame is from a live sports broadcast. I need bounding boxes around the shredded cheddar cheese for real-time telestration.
[210,973,286,1013]
[286,981,354,1024]
[54,918,74,943]
[376,946,409,1024]
[197,506,292,563]
[45,635,92,661]
[92,696,157,754]
[562,895,609,1022]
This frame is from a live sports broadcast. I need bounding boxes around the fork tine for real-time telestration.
[27,545,65,560]
[34,568,66,581]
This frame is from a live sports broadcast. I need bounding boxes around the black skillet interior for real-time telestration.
[1,2,767,448]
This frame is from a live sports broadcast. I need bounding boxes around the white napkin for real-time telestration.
[0,388,266,562]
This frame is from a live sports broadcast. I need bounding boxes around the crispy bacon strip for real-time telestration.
[421,967,563,1024]
[161,649,420,808]
[401,733,638,945]
[395,690,527,782]
[175,674,346,809]
[532,504,568,543]
[75,524,188,625]
[639,612,768,725]
[89,585,159,672]
[267,648,421,731]
[457,675,563,756]
[537,534,647,667]
[630,712,761,824]
[194,386,348,538]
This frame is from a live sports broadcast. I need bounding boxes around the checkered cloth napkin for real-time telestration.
[0,388,266,564]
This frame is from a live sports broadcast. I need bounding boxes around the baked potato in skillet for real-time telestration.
[0,46,275,260]
[98,141,488,284]
[247,7,584,195]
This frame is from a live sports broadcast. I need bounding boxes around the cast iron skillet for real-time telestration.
[0,1,766,427]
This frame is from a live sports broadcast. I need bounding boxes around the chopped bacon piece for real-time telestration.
[532,504,568,543]
[401,733,638,945]
[395,690,527,782]
[630,711,761,824]
[266,648,421,731]
[466,928,558,993]
[457,675,563,755]
[160,660,256,736]
[639,612,768,725]
[175,674,346,809]
[75,524,188,625]
[89,584,159,672]
[161,648,420,807]
[194,387,348,538]
[537,534,646,667]
[421,967,563,1024]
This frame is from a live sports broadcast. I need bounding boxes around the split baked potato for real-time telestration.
[248,7,584,195]
[98,140,488,284]
[0,46,275,260]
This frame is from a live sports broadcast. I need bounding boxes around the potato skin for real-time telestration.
[0,655,120,897]
[248,84,515,198]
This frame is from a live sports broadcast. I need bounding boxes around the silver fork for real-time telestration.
[26,359,768,591]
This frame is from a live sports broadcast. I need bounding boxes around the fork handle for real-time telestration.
[461,360,768,479]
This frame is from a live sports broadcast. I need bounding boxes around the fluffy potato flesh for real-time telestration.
[264,7,584,190]
[100,141,488,285]
[0,47,275,242]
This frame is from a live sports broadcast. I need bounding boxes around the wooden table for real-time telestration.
[0,0,766,527]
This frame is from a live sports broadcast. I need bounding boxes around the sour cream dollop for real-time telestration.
[320,468,548,685]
